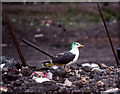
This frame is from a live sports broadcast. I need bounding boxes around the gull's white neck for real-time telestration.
[70,47,79,55]
[68,47,79,65]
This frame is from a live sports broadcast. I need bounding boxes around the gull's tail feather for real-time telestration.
[42,61,64,67]
[42,60,51,67]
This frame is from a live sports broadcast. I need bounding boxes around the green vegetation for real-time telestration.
[67,6,79,16]
[101,7,118,21]
[3,4,118,30]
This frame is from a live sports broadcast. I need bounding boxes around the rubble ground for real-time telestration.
[1,56,120,93]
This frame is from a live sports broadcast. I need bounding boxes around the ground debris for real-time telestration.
[1,60,120,93]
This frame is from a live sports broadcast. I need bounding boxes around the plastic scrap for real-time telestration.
[34,34,44,38]
[33,76,50,83]
[31,71,53,83]
[30,71,44,78]
[82,63,100,68]
[0,86,8,92]
[91,68,104,72]
[97,81,104,86]
[80,77,89,84]
[1,63,5,69]
[1,44,8,47]
[98,62,107,69]
[46,71,53,80]
[108,66,114,71]
[82,63,100,72]
[1,56,22,70]
[64,79,72,86]
[101,88,119,94]
[51,65,59,69]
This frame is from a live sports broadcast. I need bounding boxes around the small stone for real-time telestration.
[53,91,58,94]
[21,66,32,76]
[82,66,92,72]
[19,73,23,77]
[80,77,89,85]
[72,89,82,93]
[3,73,19,81]
[64,79,72,86]
[108,66,114,71]
[76,82,83,88]
[97,81,104,86]
[98,62,107,69]
[13,80,22,86]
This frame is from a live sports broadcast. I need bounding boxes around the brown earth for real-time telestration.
[2,2,119,68]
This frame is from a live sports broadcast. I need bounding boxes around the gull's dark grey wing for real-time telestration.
[52,51,75,64]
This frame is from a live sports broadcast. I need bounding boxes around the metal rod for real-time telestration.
[118,2,120,47]
[97,3,119,66]
[22,39,54,58]
[4,14,27,67]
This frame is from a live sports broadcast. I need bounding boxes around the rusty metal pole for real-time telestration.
[117,2,120,61]
[97,3,119,66]
[22,39,54,58]
[4,14,27,67]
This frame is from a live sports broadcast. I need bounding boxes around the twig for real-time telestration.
[22,39,54,58]
[4,14,27,67]
[97,3,119,66]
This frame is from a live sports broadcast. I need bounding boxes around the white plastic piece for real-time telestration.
[33,76,50,83]
[91,68,104,72]
[64,79,72,86]
[47,71,53,80]
[82,63,90,67]
[1,63,5,69]
[91,63,100,68]
[101,88,119,94]
[34,34,44,38]
[82,63,100,69]
[0,86,8,92]
[51,65,58,69]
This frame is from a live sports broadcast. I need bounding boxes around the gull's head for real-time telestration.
[71,42,84,49]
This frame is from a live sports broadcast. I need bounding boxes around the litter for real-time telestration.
[91,68,104,72]
[33,76,50,83]
[46,71,53,80]
[0,86,8,92]
[90,63,100,68]
[36,28,41,32]
[98,62,107,69]
[82,63,100,69]
[1,56,22,70]
[97,81,104,86]
[11,18,17,23]
[34,34,44,38]
[1,44,8,47]
[108,66,114,71]
[48,20,52,24]
[1,63,5,69]
[64,79,72,86]
[51,65,58,69]
[30,71,44,78]
[82,63,100,72]
[101,88,119,94]
[80,77,89,85]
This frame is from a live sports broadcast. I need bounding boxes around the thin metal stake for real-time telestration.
[4,14,27,67]
[22,39,54,58]
[97,3,119,66]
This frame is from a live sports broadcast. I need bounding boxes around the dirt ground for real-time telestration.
[2,2,119,68]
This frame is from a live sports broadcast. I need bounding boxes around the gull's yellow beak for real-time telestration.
[79,44,84,47]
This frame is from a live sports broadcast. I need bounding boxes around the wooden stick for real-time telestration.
[4,14,27,67]
[97,3,119,66]
[22,39,54,58]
